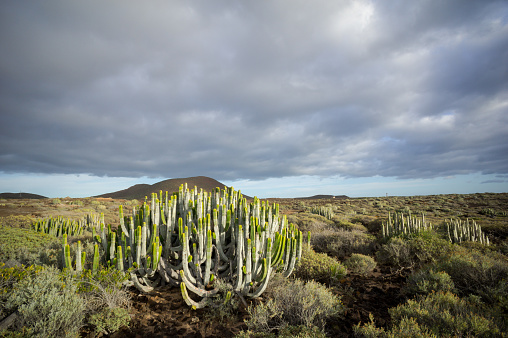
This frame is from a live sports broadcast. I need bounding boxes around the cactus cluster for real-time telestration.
[62,184,303,309]
[32,214,101,237]
[310,206,335,220]
[446,218,490,245]
[382,212,433,238]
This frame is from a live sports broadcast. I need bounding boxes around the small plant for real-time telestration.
[294,246,347,283]
[343,254,376,275]
[88,307,130,335]
[355,292,502,337]
[402,269,455,297]
[243,274,344,335]
[4,266,85,337]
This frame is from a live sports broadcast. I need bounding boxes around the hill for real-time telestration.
[95,176,229,200]
[0,192,48,199]
[295,194,348,199]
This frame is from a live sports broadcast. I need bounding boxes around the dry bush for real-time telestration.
[312,228,376,260]
[294,246,347,284]
[244,274,344,335]
[343,254,377,275]
[402,269,455,297]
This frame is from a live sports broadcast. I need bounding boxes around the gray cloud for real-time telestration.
[1,0,507,182]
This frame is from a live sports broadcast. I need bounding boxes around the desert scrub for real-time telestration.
[294,246,347,284]
[355,292,502,337]
[205,278,241,323]
[0,263,44,319]
[376,232,452,271]
[0,225,60,265]
[402,269,455,297]
[243,274,344,335]
[312,227,375,260]
[0,215,35,229]
[433,250,508,306]
[88,307,130,335]
[4,265,85,338]
[390,292,502,337]
[237,325,327,338]
[343,254,376,275]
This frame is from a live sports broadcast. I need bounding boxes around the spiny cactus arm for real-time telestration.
[119,205,130,238]
[141,222,147,260]
[181,232,197,284]
[213,211,230,262]
[109,233,116,262]
[64,244,73,270]
[117,245,124,271]
[130,272,154,293]
[248,250,273,298]
[233,224,244,292]
[180,282,208,310]
[282,238,298,278]
[242,238,253,295]
[75,241,82,272]
[179,270,218,297]
[92,244,100,274]
[158,256,181,286]
[202,230,214,286]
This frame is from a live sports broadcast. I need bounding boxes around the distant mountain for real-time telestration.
[295,194,348,200]
[95,176,229,200]
[0,192,48,199]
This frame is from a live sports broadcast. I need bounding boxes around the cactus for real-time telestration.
[53,184,304,308]
[382,211,433,239]
[112,185,304,308]
[446,218,489,245]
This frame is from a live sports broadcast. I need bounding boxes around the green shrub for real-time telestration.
[376,233,452,271]
[237,324,327,338]
[433,251,508,305]
[4,266,85,338]
[294,246,347,284]
[244,274,344,335]
[390,292,501,337]
[88,307,130,335]
[343,254,377,275]
[402,269,455,297]
[355,292,502,337]
[354,313,435,338]
[206,278,241,323]
[0,226,60,266]
[313,228,375,260]
[0,263,44,319]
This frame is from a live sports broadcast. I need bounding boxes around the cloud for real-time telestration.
[1,0,507,184]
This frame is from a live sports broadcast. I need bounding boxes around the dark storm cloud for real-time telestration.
[1,0,507,181]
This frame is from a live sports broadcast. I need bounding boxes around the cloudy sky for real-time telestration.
[1,0,507,198]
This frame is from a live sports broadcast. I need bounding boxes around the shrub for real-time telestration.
[4,266,85,338]
[88,307,130,335]
[355,292,502,337]
[244,274,344,334]
[0,226,60,266]
[0,263,44,319]
[402,269,455,297]
[205,278,241,323]
[237,325,327,338]
[313,228,375,260]
[390,292,502,337]
[294,246,347,284]
[343,254,377,275]
[433,251,508,305]
[354,313,435,338]
[376,233,452,271]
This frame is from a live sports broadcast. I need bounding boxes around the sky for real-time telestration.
[1,0,508,199]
